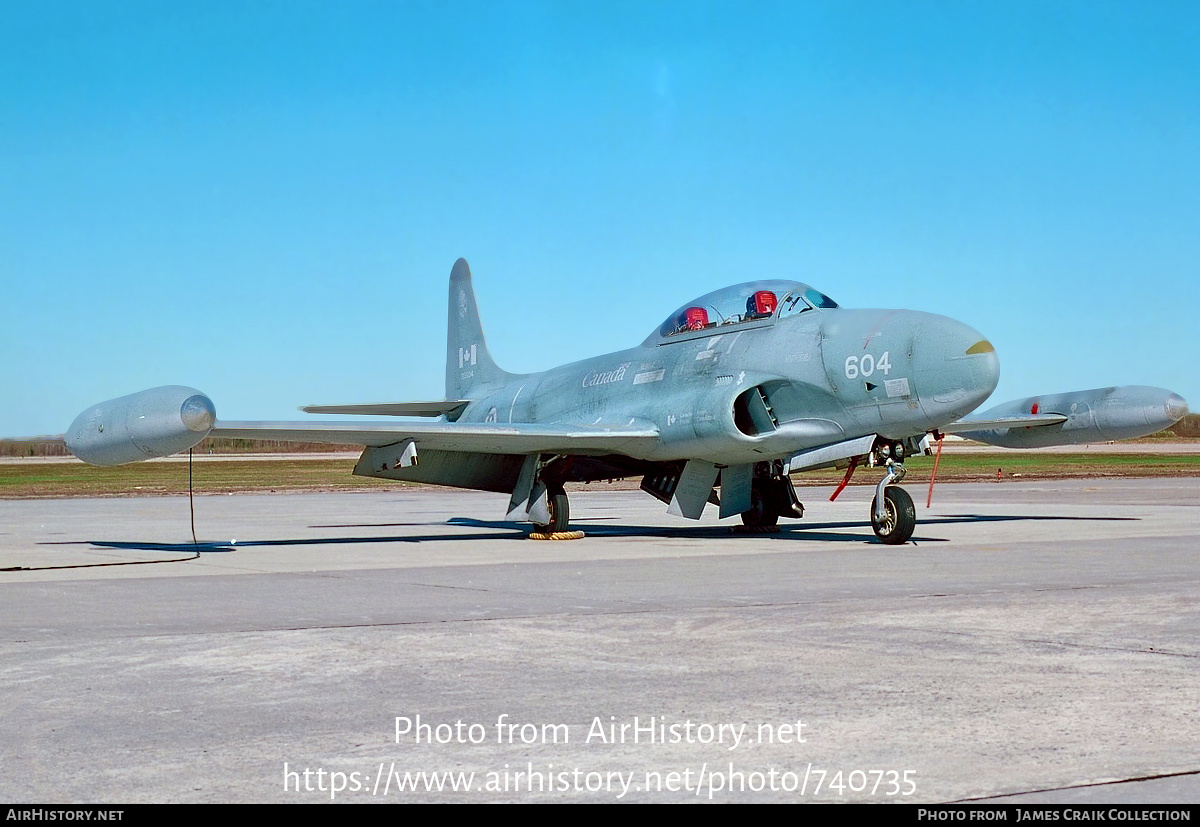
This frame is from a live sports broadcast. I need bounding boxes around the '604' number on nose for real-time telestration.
[844,351,891,380]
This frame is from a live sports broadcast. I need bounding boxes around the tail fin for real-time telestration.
[446,258,513,399]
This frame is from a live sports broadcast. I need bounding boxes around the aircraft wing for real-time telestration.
[938,413,1068,434]
[53,385,663,466]
[212,420,661,456]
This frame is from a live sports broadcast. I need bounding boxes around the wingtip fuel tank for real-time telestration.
[955,385,1188,448]
[67,386,216,466]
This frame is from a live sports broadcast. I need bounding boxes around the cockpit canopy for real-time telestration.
[651,280,838,342]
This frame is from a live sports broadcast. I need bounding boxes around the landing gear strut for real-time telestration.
[740,462,805,528]
[869,441,915,545]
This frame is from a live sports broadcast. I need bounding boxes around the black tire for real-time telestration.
[870,486,916,545]
[740,485,780,527]
[536,484,570,533]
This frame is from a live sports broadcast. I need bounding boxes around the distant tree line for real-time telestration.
[1167,413,1200,438]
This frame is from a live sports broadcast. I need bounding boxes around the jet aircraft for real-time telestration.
[60,259,1189,544]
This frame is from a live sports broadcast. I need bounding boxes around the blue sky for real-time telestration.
[3,0,1197,436]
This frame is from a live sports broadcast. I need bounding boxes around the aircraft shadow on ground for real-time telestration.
[41,532,521,554]
[37,512,1137,555]
[451,513,1135,544]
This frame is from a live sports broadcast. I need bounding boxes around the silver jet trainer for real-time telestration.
[62,259,1188,544]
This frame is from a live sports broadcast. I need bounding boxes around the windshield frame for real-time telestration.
[647,280,837,345]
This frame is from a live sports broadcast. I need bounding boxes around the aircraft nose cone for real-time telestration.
[912,315,1000,423]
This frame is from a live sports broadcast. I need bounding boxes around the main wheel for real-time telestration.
[870,486,916,545]
[740,485,780,527]
[536,484,570,533]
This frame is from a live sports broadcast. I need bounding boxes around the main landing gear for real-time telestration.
[869,441,915,545]
[740,461,806,528]
[533,481,571,534]
[518,456,583,540]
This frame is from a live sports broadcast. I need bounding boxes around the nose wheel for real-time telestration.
[870,486,915,545]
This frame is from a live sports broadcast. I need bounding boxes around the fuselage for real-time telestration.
[456,281,1000,467]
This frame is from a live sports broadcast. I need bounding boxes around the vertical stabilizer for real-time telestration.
[446,258,512,399]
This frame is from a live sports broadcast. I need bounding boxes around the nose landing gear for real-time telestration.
[869,441,915,545]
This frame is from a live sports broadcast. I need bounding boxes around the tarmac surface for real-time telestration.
[1,479,1198,803]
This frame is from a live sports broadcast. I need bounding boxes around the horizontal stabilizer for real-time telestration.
[301,401,470,418]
